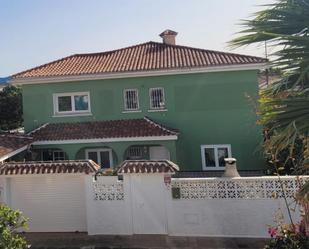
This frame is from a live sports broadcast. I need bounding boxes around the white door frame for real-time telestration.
[85,148,113,167]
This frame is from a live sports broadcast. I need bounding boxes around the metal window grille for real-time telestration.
[124,89,139,110]
[128,146,144,159]
[150,88,165,109]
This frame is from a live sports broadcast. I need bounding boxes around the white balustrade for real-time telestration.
[171,176,308,200]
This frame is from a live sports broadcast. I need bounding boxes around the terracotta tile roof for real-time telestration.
[31,117,178,142]
[0,160,100,175]
[0,134,33,160]
[117,160,180,174]
[12,42,266,79]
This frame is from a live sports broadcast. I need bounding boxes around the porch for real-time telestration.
[26,117,179,168]
[30,141,177,168]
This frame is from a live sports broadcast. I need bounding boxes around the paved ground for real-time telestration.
[24,233,268,249]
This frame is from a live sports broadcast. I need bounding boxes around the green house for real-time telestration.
[7,30,267,174]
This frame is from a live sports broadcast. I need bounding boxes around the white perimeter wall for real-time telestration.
[0,173,305,237]
[86,175,305,238]
[167,199,295,238]
[0,174,87,232]
[85,176,132,235]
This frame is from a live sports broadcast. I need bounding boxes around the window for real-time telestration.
[53,150,65,161]
[42,149,65,161]
[124,89,139,111]
[149,87,165,110]
[53,92,90,115]
[86,149,113,168]
[201,144,231,170]
[127,146,145,160]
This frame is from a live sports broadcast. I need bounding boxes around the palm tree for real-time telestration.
[230,0,309,234]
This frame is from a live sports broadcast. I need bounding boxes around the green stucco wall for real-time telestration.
[22,70,265,171]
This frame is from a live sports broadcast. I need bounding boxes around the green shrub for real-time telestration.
[0,205,29,249]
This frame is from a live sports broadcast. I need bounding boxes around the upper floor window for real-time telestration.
[201,144,231,170]
[149,87,165,110]
[53,92,90,116]
[124,89,139,111]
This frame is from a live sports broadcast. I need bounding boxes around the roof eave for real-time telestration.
[0,145,29,163]
[10,63,268,86]
[32,135,178,145]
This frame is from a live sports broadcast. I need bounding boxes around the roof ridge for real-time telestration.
[27,123,49,135]
[74,41,265,60]
[11,54,77,78]
[0,134,33,139]
[73,41,156,57]
[3,159,92,164]
[11,42,159,79]
[36,118,146,126]
[148,41,265,60]
[143,116,179,135]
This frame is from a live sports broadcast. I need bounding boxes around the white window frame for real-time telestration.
[123,89,140,111]
[52,150,65,161]
[149,87,166,110]
[201,144,232,171]
[85,148,113,168]
[53,91,91,116]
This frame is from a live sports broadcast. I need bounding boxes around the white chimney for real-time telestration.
[222,158,240,177]
[159,29,178,45]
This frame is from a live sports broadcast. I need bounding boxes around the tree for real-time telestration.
[230,0,309,172]
[0,85,23,131]
[0,205,29,249]
[229,0,309,243]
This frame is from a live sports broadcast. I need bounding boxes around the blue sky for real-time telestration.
[0,0,273,77]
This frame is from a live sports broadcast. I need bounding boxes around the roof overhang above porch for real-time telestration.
[30,117,179,145]
[32,135,178,145]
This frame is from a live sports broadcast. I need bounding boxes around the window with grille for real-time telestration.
[128,146,144,159]
[149,87,165,109]
[124,89,139,111]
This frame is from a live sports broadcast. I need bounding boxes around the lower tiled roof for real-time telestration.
[0,134,33,161]
[0,160,100,175]
[117,160,180,174]
[31,117,178,142]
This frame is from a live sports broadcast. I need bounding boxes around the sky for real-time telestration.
[0,0,274,77]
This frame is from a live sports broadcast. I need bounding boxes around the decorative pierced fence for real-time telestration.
[171,176,308,200]
[93,181,124,201]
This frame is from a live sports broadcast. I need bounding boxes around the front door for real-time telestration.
[86,149,113,168]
